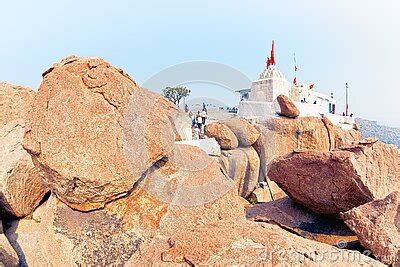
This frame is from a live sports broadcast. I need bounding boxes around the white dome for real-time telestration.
[259,65,287,80]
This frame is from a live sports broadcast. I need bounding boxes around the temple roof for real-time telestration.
[258,65,287,80]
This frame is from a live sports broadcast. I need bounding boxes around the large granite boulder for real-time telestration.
[0,82,48,218]
[219,149,248,195]
[22,56,178,211]
[341,191,400,266]
[204,122,238,149]
[0,222,18,266]
[274,94,300,118]
[238,147,260,198]
[268,139,400,215]
[219,147,260,198]
[246,197,358,248]
[254,116,330,200]
[221,118,260,147]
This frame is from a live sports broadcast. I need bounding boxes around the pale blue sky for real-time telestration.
[1,1,399,126]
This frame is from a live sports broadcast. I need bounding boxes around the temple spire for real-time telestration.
[266,40,276,67]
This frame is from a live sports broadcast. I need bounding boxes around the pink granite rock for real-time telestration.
[341,191,400,266]
[23,56,176,211]
[0,82,47,218]
[268,139,400,215]
[275,94,299,118]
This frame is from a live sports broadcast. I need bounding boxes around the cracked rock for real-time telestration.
[0,82,48,218]
[246,197,358,248]
[322,116,361,149]
[22,56,177,211]
[219,147,260,198]
[253,116,331,201]
[341,191,400,266]
[268,139,400,215]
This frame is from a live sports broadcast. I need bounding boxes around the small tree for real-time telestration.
[162,86,191,105]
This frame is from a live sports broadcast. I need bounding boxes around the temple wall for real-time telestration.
[249,79,291,102]
[325,113,355,129]
[239,101,275,118]
[295,102,321,117]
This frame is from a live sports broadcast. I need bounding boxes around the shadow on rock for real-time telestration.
[246,196,360,249]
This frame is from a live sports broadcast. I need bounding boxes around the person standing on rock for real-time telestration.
[196,111,203,129]
[201,108,207,126]
[196,111,204,138]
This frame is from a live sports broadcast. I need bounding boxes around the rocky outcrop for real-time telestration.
[341,191,400,266]
[5,191,382,266]
[204,122,238,149]
[322,116,361,149]
[254,116,330,200]
[0,222,18,266]
[0,82,47,218]
[6,194,150,266]
[155,219,381,266]
[5,167,243,266]
[247,197,358,248]
[221,118,260,147]
[22,56,177,211]
[268,139,400,215]
[3,57,388,266]
[219,147,260,198]
[274,94,299,118]
[255,116,363,202]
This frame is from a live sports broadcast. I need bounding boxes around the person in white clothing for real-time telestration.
[201,109,207,125]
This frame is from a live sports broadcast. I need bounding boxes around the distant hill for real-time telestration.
[356,118,400,147]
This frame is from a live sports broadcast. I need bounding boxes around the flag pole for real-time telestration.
[293,52,297,85]
[345,82,349,116]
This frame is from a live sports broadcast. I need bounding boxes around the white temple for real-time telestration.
[238,41,354,129]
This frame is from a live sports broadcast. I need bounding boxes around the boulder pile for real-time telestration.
[206,118,261,198]
[0,56,394,265]
[0,82,48,218]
